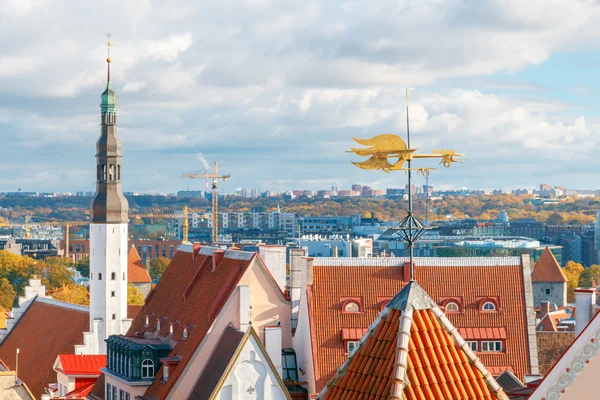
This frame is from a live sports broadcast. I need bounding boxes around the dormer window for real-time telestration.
[145,315,149,327]
[341,297,363,313]
[445,302,460,313]
[169,324,174,335]
[477,297,500,312]
[141,359,154,379]
[156,319,161,331]
[440,297,463,313]
[482,302,496,311]
[182,327,188,339]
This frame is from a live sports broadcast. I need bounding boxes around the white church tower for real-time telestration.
[88,43,130,355]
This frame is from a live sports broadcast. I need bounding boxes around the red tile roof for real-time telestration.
[309,259,533,392]
[57,355,106,375]
[0,299,89,398]
[531,247,567,283]
[318,282,508,400]
[124,247,257,399]
[459,327,508,340]
[128,245,152,283]
[340,328,368,341]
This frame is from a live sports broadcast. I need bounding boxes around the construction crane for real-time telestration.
[182,161,230,244]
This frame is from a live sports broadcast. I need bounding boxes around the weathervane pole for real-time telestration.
[405,89,415,281]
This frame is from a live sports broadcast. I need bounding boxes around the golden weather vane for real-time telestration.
[349,89,465,282]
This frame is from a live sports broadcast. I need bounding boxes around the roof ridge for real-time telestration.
[312,256,522,267]
[36,297,90,312]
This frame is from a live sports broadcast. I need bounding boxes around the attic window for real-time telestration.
[156,319,161,331]
[482,302,497,311]
[345,302,360,313]
[341,297,363,313]
[445,302,460,313]
[347,341,360,353]
[182,327,188,339]
[169,324,174,335]
[145,315,149,327]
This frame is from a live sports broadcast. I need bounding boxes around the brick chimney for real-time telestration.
[212,250,225,271]
[539,301,550,317]
[575,288,596,336]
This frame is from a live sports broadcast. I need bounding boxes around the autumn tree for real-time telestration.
[128,284,145,305]
[547,213,564,225]
[564,261,585,302]
[48,284,90,306]
[149,257,170,280]
[578,265,600,288]
[0,278,16,311]
[76,255,90,278]
[43,257,75,290]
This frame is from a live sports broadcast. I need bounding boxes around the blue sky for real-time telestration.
[0,0,599,193]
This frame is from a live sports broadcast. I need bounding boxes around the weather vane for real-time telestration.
[349,89,464,281]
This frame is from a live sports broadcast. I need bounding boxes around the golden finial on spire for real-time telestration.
[106,33,113,64]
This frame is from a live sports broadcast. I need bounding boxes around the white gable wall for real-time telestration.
[214,334,287,400]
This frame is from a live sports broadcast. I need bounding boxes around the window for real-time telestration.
[182,327,188,339]
[145,315,149,326]
[344,302,360,313]
[467,341,478,352]
[106,384,111,400]
[282,349,298,381]
[120,389,124,400]
[347,341,360,353]
[169,324,174,335]
[546,288,551,295]
[482,302,496,311]
[111,291,116,297]
[142,359,154,378]
[117,165,121,181]
[111,272,116,280]
[76,244,81,252]
[109,164,115,181]
[112,314,116,320]
[163,365,169,381]
[125,393,130,400]
[99,273,102,280]
[445,302,460,312]
[112,385,116,400]
[156,319,161,331]
[481,341,502,352]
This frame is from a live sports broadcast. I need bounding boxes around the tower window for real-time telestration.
[98,273,102,280]
[109,164,115,181]
[117,164,121,181]
[101,164,107,181]
[546,288,551,295]
[142,359,154,378]
[111,272,116,280]
[112,314,116,320]
[111,291,116,297]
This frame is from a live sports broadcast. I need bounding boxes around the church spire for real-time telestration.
[90,34,128,223]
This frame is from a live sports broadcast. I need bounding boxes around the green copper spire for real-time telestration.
[100,38,117,115]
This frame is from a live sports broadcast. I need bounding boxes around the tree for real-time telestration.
[48,284,90,306]
[149,257,170,280]
[76,255,90,278]
[547,213,564,225]
[128,284,145,305]
[0,278,16,311]
[564,261,585,302]
[42,257,75,290]
[578,265,600,288]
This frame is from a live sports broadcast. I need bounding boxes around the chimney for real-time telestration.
[264,326,282,376]
[212,250,225,271]
[539,301,550,317]
[257,245,286,293]
[290,248,307,331]
[403,261,411,282]
[575,288,596,336]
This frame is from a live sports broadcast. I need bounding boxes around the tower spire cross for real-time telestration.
[349,89,465,281]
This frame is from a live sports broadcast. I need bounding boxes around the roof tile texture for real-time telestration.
[128,246,152,283]
[0,301,88,398]
[322,309,498,400]
[126,249,255,399]
[531,247,567,283]
[310,262,531,392]
[536,332,575,375]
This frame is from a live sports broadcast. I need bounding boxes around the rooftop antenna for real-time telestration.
[349,88,464,281]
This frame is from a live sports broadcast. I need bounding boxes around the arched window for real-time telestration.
[182,327,188,339]
[145,315,149,327]
[156,319,161,331]
[142,359,154,378]
[445,302,460,312]
[98,273,102,280]
[111,272,116,280]
[109,164,115,181]
[482,302,496,311]
[169,324,174,335]
[344,302,360,313]
[101,164,107,181]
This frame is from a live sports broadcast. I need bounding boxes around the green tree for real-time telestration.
[76,255,90,278]
[547,213,564,225]
[0,278,16,310]
[149,257,170,280]
[42,257,75,290]
[128,284,145,305]
[578,265,600,288]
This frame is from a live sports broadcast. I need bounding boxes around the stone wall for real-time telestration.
[533,281,566,308]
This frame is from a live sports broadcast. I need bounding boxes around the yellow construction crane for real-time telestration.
[182,161,230,244]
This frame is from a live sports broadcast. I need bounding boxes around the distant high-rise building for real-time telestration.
[351,184,362,192]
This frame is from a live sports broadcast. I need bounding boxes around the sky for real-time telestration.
[1,0,600,193]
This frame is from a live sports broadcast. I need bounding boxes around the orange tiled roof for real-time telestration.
[458,327,507,340]
[58,354,106,375]
[341,328,368,341]
[0,299,88,398]
[124,247,257,399]
[318,282,508,400]
[309,259,533,392]
[128,245,152,283]
[531,247,567,283]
